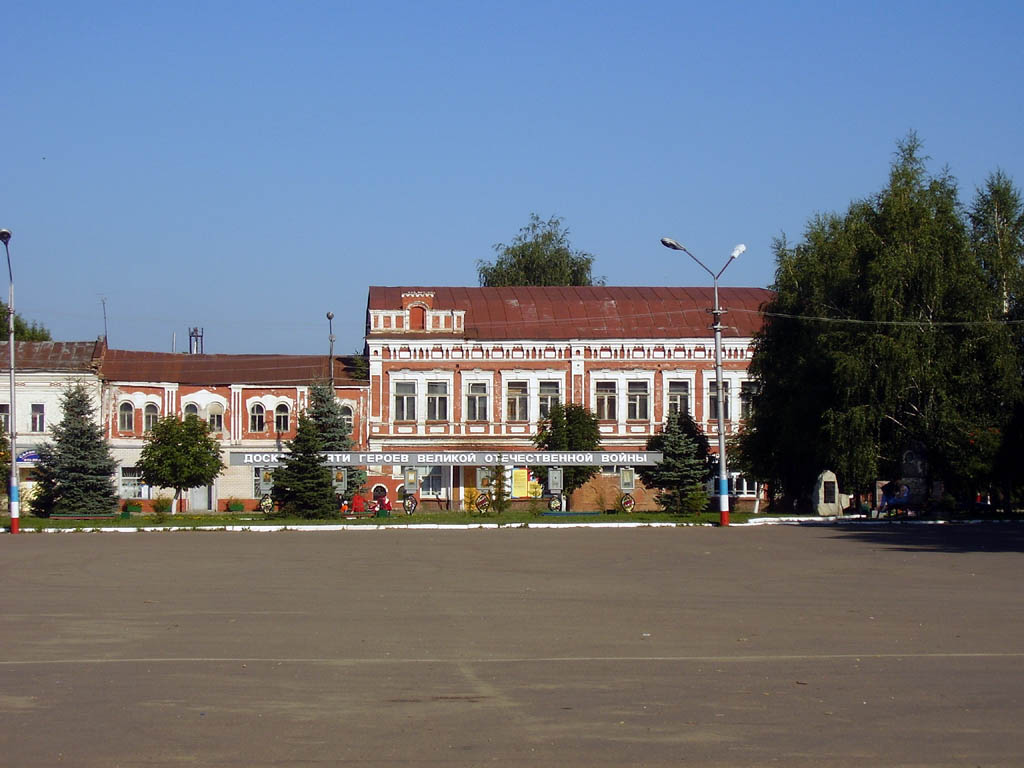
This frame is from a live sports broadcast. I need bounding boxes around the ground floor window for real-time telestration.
[121,467,148,499]
[420,466,444,495]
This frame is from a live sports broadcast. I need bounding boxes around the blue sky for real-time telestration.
[3,1,1022,355]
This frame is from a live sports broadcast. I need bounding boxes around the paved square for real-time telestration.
[2,524,1023,766]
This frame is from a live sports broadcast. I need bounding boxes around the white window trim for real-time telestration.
[589,370,655,427]
[389,370,454,426]
[704,373,745,424]
[499,369,566,426]
[663,372,696,420]
[461,372,492,423]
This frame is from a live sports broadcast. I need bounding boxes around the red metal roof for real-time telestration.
[0,340,105,371]
[100,350,367,387]
[367,286,773,340]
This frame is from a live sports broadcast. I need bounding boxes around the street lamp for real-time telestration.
[326,312,336,390]
[0,229,18,535]
[661,237,745,526]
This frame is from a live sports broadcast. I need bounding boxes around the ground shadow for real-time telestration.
[825,521,1024,554]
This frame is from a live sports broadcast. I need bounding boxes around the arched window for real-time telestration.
[118,402,134,432]
[275,404,290,433]
[340,405,353,430]
[183,403,199,418]
[144,404,159,431]
[208,403,224,434]
[250,404,265,432]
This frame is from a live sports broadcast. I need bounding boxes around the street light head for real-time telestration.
[326,311,334,320]
[0,230,10,246]
[660,237,685,251]
[730,244,746,259]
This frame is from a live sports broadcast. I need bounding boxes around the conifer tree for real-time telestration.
[307,381,366,500]
[638,413,710,515]
[271,413,338,519]
[30,384,118,517]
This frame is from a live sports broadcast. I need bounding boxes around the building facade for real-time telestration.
[2,284,771,513]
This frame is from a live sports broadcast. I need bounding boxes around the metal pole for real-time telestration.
[711,276,729,526]
[327,312,336,390]
[1,231,18,534]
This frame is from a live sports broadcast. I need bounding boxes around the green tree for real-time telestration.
[477,213,603,286]
[637,413,711,515]
[137,414,224,514]
[742,134,1017,508]
[307,381,366,501]
[271,412,338,518]
[1,302,52,341]
[29,384,117,517]
[533,402,601,510]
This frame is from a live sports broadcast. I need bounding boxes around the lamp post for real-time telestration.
[0,229,18,534]
[326,312,336,390]
[661,237,745,526]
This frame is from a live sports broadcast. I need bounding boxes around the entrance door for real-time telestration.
[189,485,212,512]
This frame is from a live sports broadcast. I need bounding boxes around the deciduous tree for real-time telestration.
[138,414,223,514]
[477,214,603,287]
[533,402,601,510]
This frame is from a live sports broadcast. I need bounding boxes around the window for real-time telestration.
[740,381,757,420]
[31,404,45,432]
[506,381,528,421]
[709,381,730,421]
[121,467,146,499]
[426,382,448,421]
[538,381,560,419]
[340,405,353,430]
[118,402,134,432]
[183,403,199,418]
[0,403,8,432]
[466,382,488,421]
[394,382,416,421]
[249,403,265,432]
[144,404,159,432]
[667,381,690,417]
[420,466,443,495]
[627,381,649,420]
[595,381,617,420]
[275,404,290,433]
[208,404,224,434]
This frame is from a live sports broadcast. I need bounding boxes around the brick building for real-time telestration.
[2,284,770,513]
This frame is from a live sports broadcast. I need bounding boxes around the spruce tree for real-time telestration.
[638,413,710,515]
[30,384,118,517]
[271,413,338,519]
[307,381,366,500]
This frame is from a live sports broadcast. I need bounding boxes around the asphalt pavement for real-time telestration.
[2,523,1022,766]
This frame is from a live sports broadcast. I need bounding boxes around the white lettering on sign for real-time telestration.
[601,453,647,464]
[243,453,282,464]
[357,453,410,465]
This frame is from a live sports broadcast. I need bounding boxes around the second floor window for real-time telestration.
[667,381,690,417]
[144,404,159,431]
[0,404,8,432]
[466,382,488,421]
[275,404,290,433]
[709,381,731,421]
[595,382,616,420]
[740,381,757,420]
[250,404,265,432]
[394,382,416,421]
[538,381,560,419]
[627,381,649,420]
[340,405,353,430]
[426,382,448,421]
[506,381,528,421]
[31,404,45,432]
[118,402,134,432]
[208,405,224,434]
[183,403,199,418]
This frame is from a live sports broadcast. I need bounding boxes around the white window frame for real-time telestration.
[144,403,159,432]
[538,381,560,419]
[208,404,224,434]
[591,371,655,426]
[595,381,617,420]
[627,381,649,421]
[249,403,266,432]
[0,403,8,432]
[340,405,353,430]
[30,403,45,433]
[118,402,134,432]
[393,381,416,422]
[426,381,448,422]
[505,381,529,422]
[665,376,694,419]
[464,381,489,422]
[275,404,290,433]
